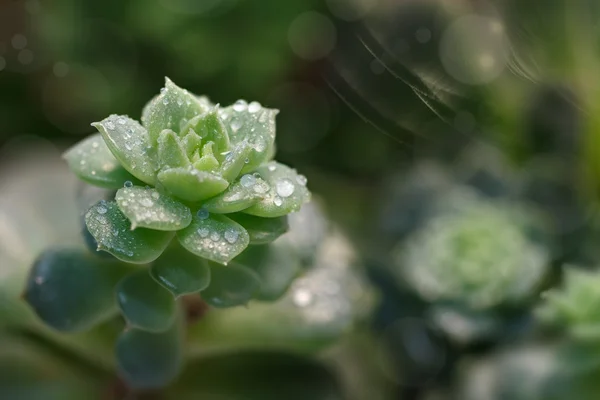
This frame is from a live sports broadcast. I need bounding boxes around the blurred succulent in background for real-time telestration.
[396,189,548,311]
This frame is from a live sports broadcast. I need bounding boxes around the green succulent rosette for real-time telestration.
[22,78,316,389]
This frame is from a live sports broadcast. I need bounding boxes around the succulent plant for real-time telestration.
[394,188,549,310]
[22,78,316,389]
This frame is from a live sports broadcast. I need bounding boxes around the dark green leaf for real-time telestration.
[201,263,260,308]
[228,213,289,244]
[116,317,183,389]
[63,134,140,189]
[23,248,132,332]
[85,200,174,264]
[233,241,300,301]
[116,269,176,332]
[150,245,211,297]
[115,186,192,231]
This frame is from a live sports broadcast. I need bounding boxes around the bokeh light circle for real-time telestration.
[439,15,509,85]
[288,12,336,60]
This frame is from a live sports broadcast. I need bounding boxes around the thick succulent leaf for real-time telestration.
[219,101,277,172]
[177,213,250,264]
[92,115,157,185]
[85,200,174,263]
[150,245,211,297]
[219,141,253,182]
[63,134,140,189]
[182,108,230,160]
[181,130,203,157]
[115,186,192,231]
[201,263,261,308]
[233,241,301,301]
[142,77,211,142]
[242,162,310,217]
[116,317,183,389]
[228,213,289,244]
[116,269,176,332]
[192,142,219,172]
[157,167,229,202]
[157,129,190,170]
[201,177,266,214]
[23,248,132,332]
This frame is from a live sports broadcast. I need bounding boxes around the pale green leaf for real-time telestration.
[157,129,190,170]
[182,107,230,160]
[202,177,265,214]
[63,134,140,189]
[115,186,192,231]
[142,77,211,142]
[219,101,277,173]
[242,162,310,217]
[92,115,157,184]
[157,167,229,202]
[218,141,253,182]
[177,213,250,264]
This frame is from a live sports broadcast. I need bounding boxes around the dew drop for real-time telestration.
[106,121,115,130]
[162,98,169,105]
[276,179,295,198]
[151,191,160,200]
[124,180,133,188]
[233,100,247,112]
[139,198,154,207]
[293,288,313,307]
[97,205,108,214]
[161,87,167,94]
[197,208,209,220]
[254,138,266,152]
[296,175,308,186]
[117,117,126,125]
[210,231,221,242]
[198,227,210,238]
[240,174,256,187]
[224,228,239,244]
[268,164,276,172]
[248,101,262,113]
[230,119,242,132]
[244,158,250,164]
[274,196,283,206]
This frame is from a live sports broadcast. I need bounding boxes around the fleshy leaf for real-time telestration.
[177,213,250,264]
[242,162,310,217]
[115,186,192,231]
[116,270,176,332]
[92,115,157,184]
[157,167,229,202]
[63,134,140,189]
[228,213,289,244]
[192,142,219,172]
[201,177,266,214]
[181,129,203,157]
[201,263,261,308]
[85,200,174,263]
[219,101,277,173]
[182,107,230,160]
[219,141,253,182]
[233,241,300,301]
[150,245,211,297]
[116,317,183,389]
[157,129,190,170]
[23,248,132,332]
[142,77,211,142]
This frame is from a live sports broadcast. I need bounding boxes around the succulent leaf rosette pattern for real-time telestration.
[22,78,317,389]
[64,78,310,266]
